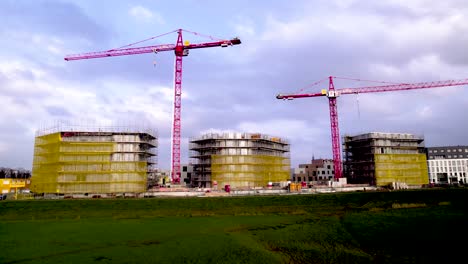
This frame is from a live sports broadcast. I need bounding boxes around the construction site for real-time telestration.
[5,4,468,264]
[31,124,157,195]
[189,132,290,189]
[4,28,464,198]
[343,132,429,187]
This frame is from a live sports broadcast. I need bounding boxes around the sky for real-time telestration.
[1,0,468,170]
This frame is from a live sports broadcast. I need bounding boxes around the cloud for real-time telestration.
[129,5,165,24]
[45,106,72,117]
[2,0,468,171]
[237,119,323,142]
[0,1,109,43]
[0,142,8,153]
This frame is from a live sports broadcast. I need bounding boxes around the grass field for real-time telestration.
[1,189,467,263]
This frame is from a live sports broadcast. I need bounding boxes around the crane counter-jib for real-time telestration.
[276,92,325,99]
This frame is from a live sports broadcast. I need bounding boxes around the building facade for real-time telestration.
[292,159,335,183]
[31,129,157,194]
[343,132,428,186]
[189,132,290,189]
[181,164,194,187]
[426,146,468,184]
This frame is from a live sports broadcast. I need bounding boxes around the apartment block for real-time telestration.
[343,132,428,186]
[426,146,468,184]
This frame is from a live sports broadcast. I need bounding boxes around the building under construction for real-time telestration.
[343,132,428,186]
[31,125,157,194]
[292,159,335,183]
[189,132,290,189]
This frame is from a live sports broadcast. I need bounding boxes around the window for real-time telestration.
[434,150,438,153]
[327,165,331,169]
[453,155,458,158]
[308,177,313,181]
[448,155,452,158]
[429,150,433,153]
[447,149,451,153]
[465,149,468,153]
[313,171,316,176]
[381,147,384,154]
[183,166,187,172]
[458,149,462,152]
[297,177,301,181]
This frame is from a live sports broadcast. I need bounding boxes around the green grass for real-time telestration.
[1,189,467,263]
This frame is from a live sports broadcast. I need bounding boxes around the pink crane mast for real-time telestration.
[65,29,241,183]
[277,76,468,180]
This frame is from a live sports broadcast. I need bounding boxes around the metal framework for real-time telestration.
[64,29,241,183]
[277,76,468,180]
[31,130,157,194]
[189,132,290,189]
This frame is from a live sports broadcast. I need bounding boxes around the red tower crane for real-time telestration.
[277,76,468,180]
[64,29,241,184]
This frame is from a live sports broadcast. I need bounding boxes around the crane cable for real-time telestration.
[293,77,329,94]
[115,29,179,50]
[333,76,409,86]
[334,76,411,125]
[181,29,225,41]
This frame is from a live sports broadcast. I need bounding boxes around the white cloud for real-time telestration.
[129,5,153,19]
[129,5,165,24]
[0,142,8,153]
[237,119,324,142]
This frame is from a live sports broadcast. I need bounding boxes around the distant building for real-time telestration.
[343,132,428,186]
[292,159,334,183]
[31,127,157,194]
[1,179,31,194]
[147,168,170,188]
[426,146,468,184]
[180,164,194,187]
[190,132,290,189]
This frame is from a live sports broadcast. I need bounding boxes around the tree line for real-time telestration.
[0,167,31,179]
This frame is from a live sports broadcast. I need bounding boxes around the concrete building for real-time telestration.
[180,164,194,187]
[31,126,157,194]
[292,159,335,183]
[426,146,468,184]
[189,132,290,189]
[1,179,31,194]
[343,132,428,186]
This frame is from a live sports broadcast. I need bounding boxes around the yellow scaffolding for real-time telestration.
[210,155,290,188]
[374,154,429,186]
[31,132,148,194]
